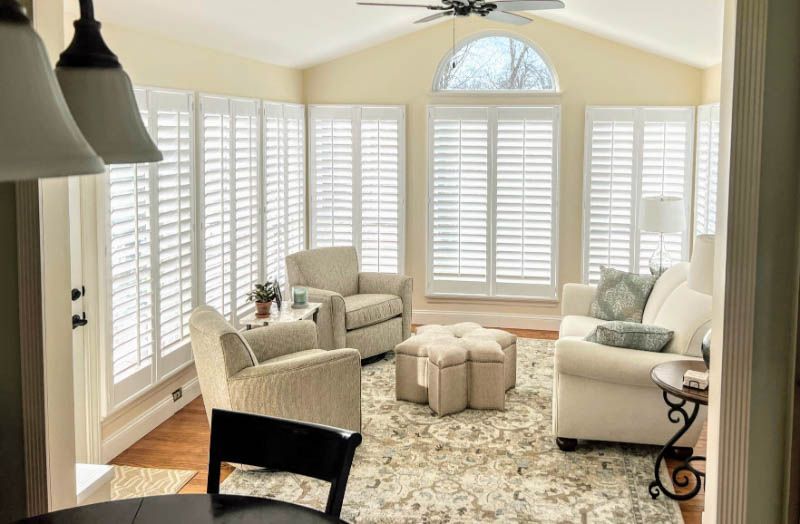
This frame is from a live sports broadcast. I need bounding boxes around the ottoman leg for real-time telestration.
[467,361,506,410]
[428,361,467,417]
[395,354,429,403]
[504,343,517,391]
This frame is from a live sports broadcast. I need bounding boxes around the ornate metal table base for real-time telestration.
[649,391,706,500]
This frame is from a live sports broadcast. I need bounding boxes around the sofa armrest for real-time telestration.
[306,287,346,350]
[359,272,413,341]
[554,337,701,388]
[562,283,597,317]
[241,320,318,363]
[228,348,362,432]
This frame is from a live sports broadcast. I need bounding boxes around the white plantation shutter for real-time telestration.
[200,95,261,325]
[694,104,720,236]
[494,107,559,298]
[360,107,404,273]
[232,100,260,320]
[583,107,694,283]
[309,105,405,273]
[106,88,196,406]
[263,103,306,289]
[310,106,355,248]
[637,108,693,273]
[584,108,636,282]
[200,95,233,320]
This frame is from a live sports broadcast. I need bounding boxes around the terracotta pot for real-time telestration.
[255,301,272,318]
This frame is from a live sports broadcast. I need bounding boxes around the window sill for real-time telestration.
[424,293,560,305]
[429,90,564,98]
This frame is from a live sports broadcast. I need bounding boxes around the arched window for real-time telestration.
[434,33,557,92]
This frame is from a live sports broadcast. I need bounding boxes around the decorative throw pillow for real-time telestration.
[589,266,657,322]
[585,321,674,352]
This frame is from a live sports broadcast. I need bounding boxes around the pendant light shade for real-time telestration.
[56,0,162,164]
[0,4,105,180]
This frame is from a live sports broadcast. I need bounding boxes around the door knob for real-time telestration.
[72,313,88,329]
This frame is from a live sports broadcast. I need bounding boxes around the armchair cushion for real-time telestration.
[286,246,359,297]
[241,320,318,363]
[344,294,403,330]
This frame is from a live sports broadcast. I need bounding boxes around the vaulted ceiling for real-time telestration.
[89,0,724,69]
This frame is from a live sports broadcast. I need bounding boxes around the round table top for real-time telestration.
[650,360,709,405]
[18,494,344,524]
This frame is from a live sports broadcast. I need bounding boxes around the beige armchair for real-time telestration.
[189,306,361,432]
[286,246,412,361]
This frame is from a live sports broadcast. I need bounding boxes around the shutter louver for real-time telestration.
[694,104,720,236]
[360,107,403,273]
[494,107,558,297]
[429,107,489,295]
[310,107,354,248]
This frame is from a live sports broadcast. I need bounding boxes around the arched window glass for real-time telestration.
[435,34,557,92]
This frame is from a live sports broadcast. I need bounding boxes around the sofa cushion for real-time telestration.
[642,263,689,324]
[653,283,713,356]
[586,321,674,352]
[559,315,605,338]
[344,294,403,330]
[590,266,657,322]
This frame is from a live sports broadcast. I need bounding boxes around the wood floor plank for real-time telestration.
[111,327,704,521]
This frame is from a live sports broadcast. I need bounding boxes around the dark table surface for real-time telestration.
[17,494,345,524]
[650,359,709,405]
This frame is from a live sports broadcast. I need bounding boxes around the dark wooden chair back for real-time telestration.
[207,409,362,518]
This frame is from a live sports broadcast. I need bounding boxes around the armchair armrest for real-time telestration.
[562,283,597,317]
[241,320,318,363]
[359,272,413,341]
[306,287,346,350]
[555,337,701,388]
[228,348,362,432]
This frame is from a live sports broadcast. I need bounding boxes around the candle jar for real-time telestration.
[292,286,308,309]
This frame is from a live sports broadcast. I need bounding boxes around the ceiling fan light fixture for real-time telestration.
[55,0,162,165]
[0,0,105,181]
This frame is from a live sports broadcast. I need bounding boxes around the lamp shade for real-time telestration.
[639,196,686,233]
[0,15,105,180]
[56,67,161,164]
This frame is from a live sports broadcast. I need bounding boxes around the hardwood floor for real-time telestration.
[111,327,705,522]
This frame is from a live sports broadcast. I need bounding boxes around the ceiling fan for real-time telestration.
[356,0,565,26]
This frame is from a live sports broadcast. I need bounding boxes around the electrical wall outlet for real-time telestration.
[172,388,183,402]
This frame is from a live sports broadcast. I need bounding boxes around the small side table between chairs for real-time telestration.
[240,302,321,330]
[648,360,708,501]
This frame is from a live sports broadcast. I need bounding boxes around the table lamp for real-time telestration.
[640,195,686,276]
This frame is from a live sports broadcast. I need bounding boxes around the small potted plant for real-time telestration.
[247,281,277,318]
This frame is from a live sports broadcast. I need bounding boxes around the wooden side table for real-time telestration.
[649,360,708,501]
[240,302,322,330]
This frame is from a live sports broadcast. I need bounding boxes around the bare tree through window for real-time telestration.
[436,35,555,91]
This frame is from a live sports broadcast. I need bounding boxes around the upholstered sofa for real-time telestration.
[286,246,412,361]
[189,306,361,432]
[553,236,714,451]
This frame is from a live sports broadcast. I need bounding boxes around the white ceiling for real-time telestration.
[89,0,724,69]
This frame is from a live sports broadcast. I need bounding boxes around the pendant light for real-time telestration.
[0,0,105,180]
[56,0,162,164]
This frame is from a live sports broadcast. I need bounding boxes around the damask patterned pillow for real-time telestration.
[589,266,657,322]
[585,321,674,352]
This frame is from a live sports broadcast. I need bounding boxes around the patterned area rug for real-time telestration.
[112,466,196,500]
[221,338,683,523]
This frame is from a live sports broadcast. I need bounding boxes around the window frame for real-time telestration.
[307,104,407,274]
[431,31,561,96]
[693,103,721,236]
[581,105,695,284]
[425,104,562,301]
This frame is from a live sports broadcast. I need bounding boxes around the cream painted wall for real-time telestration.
[702,63,723,104]
[303,17,705,321]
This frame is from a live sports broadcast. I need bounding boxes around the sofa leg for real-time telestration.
[361,353,387,366]
[666,446,693,460]
[556,437,578,452]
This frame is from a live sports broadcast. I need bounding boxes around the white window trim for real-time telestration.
[693,103,721,237]
[581,105,695,283]
[426,104,561,301]
[307,104,407,274]
[432,30,561,96]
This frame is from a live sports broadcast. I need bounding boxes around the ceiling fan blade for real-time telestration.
[357,2,439,7]
[491,0,565,11]
[415,11,453,23]
[484,9,534,25]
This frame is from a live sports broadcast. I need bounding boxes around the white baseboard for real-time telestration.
[412,309,562,331]
[101,376,200,463]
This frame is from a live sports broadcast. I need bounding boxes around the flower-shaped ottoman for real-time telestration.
[394,323,517,416]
